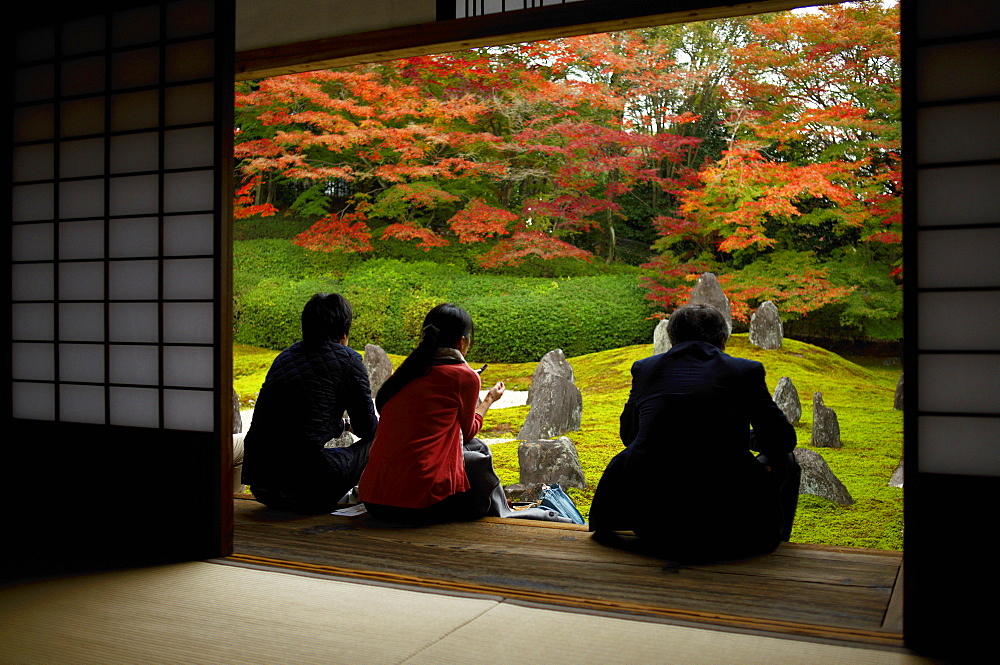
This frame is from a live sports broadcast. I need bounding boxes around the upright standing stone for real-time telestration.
[687,272,732,335]
[773,376,801,425]
[517,436,587,489]
[812,392,842,448]
[519,349,583,440]
[232,389,243,434]
[893,372,904,410]
[794,449,854,505]
[889,458,904,488]
[653,318,671,355]
[750,300,783,350]
[364,343,393,399]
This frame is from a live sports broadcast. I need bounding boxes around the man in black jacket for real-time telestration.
[589,304,799,562]
[241,293,378,513]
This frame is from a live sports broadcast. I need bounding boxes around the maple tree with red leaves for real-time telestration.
[234,2,903,339]
[640,1,902,338]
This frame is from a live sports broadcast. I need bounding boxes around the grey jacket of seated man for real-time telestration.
[589,304,797,562]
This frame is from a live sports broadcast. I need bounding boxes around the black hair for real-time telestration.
[301,293,353,345]
[375,303,474,411]
[667,304,729,350]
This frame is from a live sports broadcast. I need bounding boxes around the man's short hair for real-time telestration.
[667,304,729,349]
[301,293,352,344]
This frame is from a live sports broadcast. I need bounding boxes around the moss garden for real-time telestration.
[234,334,903,551]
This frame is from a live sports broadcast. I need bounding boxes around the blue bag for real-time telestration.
[539,483,586,525]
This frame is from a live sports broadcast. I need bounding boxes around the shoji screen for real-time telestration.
[904,0,1000,659]
[7,0,234,574]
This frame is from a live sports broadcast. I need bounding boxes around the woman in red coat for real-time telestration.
[358,303,506,523]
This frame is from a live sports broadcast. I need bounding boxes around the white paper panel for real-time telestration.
[164,170,213,212]
[60,138,106,178]
[59,179,106,219]
[12,183,54,222]
[163,388,213,431]
[917,0,1000,40]
[59,303,105,342]
[63,15,106,55]
[919,354,1000,414]
[12,382,55,420]
[60,384,105,424]
[109,217,159,257]
[919,40,1000,102]
[166,40,214,82]
[12,223,54,262]
[59,262,105,300]
[918,102,1000,164]
[917,228,1000,289]
[162,302,213,343]
[919,292,1000,350]
[110,132,159,174]
[113,5,160,47]
[13,144,54,181]
[62,56,107,96]
[110,386,160,427]
[109,174,159,216]
[164,127,214,169]
[110,344,160,385]
[919,416,1000,476]
[110,90,159,132]
[60,97,105,137]
[60,219,105,259]
[166,0,214,38]
[164,215,213,255]
[16,25,55,62]
[109,302,159,343]
[109,260,159,300]
[12,304,54,341]
[917,164,1000,227]
[163,258,213,299]
[113,47,160,90]
[59,343,105,383]
[164,346,214,388]
[15,64,54,102]
[12,343,55,381]
[12,263,54,301]
[13,104,54,142]
[165,83,214,125]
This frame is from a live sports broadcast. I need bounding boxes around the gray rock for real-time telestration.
[794,448,854,505]
[503,482,546,503]
[889,458,904,488]
[893,372,903,411]
[233,389,243,434]
[526,349,575,407]
[811,392,842,448]
[749,300,783,350]
[773,376,801,425]
[519,350,582,440]
[687,272,732,335]
[653,318,671,355]
[364,343,393,399]
[517,436,587,489]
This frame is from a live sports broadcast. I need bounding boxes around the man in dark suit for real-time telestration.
[589,304,799,562]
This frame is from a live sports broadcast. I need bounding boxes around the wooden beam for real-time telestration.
[236,0,826,80]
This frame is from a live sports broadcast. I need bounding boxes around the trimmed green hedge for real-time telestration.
[235,257,657,362]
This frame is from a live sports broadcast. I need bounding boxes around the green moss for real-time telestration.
[233,335,903,550]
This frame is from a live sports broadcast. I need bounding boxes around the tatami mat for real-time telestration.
[1,561,932,665]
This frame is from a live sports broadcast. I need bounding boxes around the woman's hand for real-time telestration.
[485,381,505,404]
[476,380,505,419]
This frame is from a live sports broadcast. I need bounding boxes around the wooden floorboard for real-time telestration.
[231,496,903,646]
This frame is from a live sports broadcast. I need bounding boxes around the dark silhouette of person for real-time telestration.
[589,304,800,562]
[241,293,377,513]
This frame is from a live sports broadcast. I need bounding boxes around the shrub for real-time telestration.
[235,276,341,349]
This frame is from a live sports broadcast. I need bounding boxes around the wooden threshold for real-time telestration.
[231,495,903,648]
